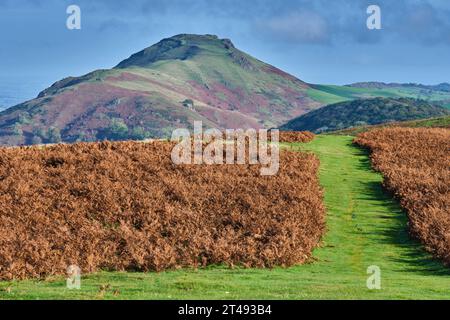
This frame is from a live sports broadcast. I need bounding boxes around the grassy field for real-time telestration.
[1,135,449,300]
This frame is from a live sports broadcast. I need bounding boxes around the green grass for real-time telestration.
[1,135,449,300]
[306,87,350,105]
[311,84,399,101]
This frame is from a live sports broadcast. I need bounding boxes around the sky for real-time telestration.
[1,0,450,107]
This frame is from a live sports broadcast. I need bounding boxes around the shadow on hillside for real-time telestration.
[349,141,450,277]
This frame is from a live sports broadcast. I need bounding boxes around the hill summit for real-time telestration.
[0,34,321,146]
[116,34,236,68]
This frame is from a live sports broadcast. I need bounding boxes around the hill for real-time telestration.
[0,34,324,146]
[307,83,450,106]
[279,97,450,133]
[330,115,450,136]
[2,34,450,146]
[346,81,450,92]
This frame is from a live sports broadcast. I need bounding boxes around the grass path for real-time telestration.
[1,135,449,299]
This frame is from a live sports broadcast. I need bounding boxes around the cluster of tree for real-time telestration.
[96,118,152,141]
[32,127,62,144]
[8,117,157,145]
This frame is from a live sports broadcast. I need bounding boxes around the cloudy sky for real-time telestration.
[1,0,450,106]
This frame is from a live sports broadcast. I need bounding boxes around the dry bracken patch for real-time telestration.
[0,140,325,280]
[279,131,315,143]
[355,128,450,264]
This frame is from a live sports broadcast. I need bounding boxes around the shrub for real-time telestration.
[130,126,150,141]
[97,118,129,141]
[47,127,62,144]
[12,124,23,136]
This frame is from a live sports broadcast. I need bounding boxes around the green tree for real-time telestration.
[130,126,149,141]
[12,124,23,136]
[97,118,129,141]
[33,128,47,140]
[47,127,62,143]
[18,113,32,125]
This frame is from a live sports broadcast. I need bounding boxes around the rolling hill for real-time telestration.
[0,34,325,146]
[329,115,450,136]
[346,81,450,92]
[279,97,450,133]
[307,83,450,106]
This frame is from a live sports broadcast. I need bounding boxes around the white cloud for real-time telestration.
[261,11,330,44]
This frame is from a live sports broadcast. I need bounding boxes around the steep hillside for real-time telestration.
[0,34,321,146]
[280,98,450,133]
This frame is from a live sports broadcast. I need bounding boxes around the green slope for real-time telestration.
[308,84,450,105]
[2,136,449,300]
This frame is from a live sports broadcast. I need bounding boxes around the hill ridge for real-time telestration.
[346,81,450,92]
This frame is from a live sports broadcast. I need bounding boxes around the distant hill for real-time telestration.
[279,98,450,133]
[307,82,450,106]
[0,34,323,146]
[346,81,450,92]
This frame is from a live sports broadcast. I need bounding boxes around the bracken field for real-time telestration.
[355,128,450,264]
[278,131,315,143]
[0,139,325,280]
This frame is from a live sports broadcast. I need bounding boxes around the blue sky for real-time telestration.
[1,0,450,107]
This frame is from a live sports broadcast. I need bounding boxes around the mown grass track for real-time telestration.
[1,135,449,300]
